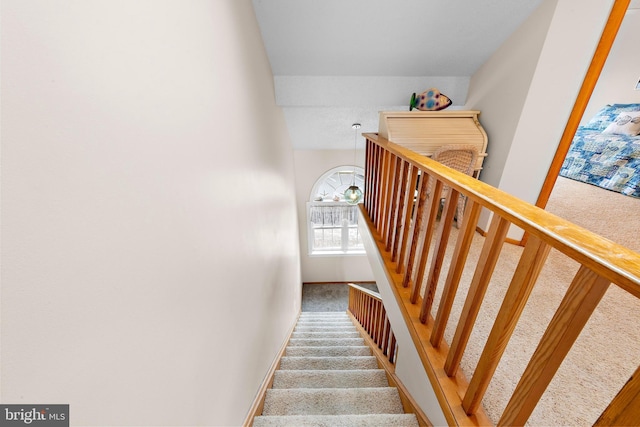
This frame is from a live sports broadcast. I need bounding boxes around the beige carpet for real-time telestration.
[427,177,640,426]
[255,312,419,427]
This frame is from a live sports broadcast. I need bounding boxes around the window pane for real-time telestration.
[313,228,342,250]
[348,227,364,248]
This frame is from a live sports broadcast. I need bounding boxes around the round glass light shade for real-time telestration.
[344,185,363,205]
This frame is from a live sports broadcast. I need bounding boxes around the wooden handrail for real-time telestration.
[361,132,640,426]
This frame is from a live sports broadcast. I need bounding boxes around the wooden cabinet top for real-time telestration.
[378,110,488,159]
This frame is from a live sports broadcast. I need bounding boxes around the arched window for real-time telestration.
[307,166,365,255]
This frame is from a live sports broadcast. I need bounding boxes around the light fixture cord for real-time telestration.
[352,123,360,186]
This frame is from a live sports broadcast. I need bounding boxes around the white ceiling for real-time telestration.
[252,0,543,150]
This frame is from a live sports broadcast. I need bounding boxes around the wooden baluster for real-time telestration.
[381,313,390,354]
[431,199,482,347]
[374,149,384,232]
[362,295,369,333]
[377,302,384,347]
[371,145,381,224]
[396,166,419,274]
[376,302,385,347]
[391,161,409,262]
[380,153,392,243]
[371,299,379,340]
[462,235,551,415]
[388,332,397,364]
[377,301,384,347]
[364,139,373,213]
[419,187,459,322]
[372,298,378,338]
[367,297,374,334]
[402,172,430,288]
[371,298,377,336]
[381,152,394,238]
[376,150,389,234]
[382,308,389,348]
[371,299,378,345]
[499,266,610,426]
[385,154,396,240]
[595,365,640,426]
[376,148,386,232]
[385,157,402,252]
[352,289,357,320]
[387,318,394,359]
[410,179,443,304]
[445,215,510,376]
[349,287,354,314]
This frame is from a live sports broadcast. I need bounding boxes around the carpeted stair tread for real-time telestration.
[299,312,350,317]
[273,369,389,389]
[294,325,357,332]
[262,387,405,415]
[285,345,371,357]
[253,413,419,427]
[296,322,355,327]
[297,316,353,321]
[279,356,378,370]
[299,312,350,316]
[292,331,361,338]
[288,337,364,347]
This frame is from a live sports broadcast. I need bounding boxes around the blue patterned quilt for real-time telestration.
[560,104,640,198]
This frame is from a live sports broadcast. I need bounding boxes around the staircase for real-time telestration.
[253,312,419,427]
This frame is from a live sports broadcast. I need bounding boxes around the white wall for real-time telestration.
[581,8,640,124]
[465,0,558,190]
[1,1,301,426]
[294,150,374,283]
[466,0,614,239]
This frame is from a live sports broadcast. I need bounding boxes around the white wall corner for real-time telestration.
[497,0,615,205]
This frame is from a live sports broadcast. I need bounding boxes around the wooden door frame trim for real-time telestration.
[521,0,630,246]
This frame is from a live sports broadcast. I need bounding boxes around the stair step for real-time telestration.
[292,331,361,339]
[288,338,364,347]
[279,356,378,370]
[299,312,350,317]
[273,369,389,389]
[253,413,419,427]
[262,387,404,416]
[294,327,357,335]
[296,322,355,328]
[285,345,371,357]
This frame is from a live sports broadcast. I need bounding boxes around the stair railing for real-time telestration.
[360,132,640,426]
[347,283,397,364]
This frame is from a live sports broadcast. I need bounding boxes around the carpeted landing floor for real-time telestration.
[301,283,377,312]
[253,312,418,427]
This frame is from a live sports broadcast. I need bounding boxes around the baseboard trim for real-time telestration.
[347,311,432,427]
[242,312,300,427]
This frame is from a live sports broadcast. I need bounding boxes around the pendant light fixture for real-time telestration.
[344,123,363,205]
